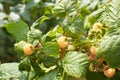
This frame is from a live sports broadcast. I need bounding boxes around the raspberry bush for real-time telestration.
[1,0,120,80]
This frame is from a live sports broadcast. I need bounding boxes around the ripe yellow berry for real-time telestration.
[57,36,69,49]
[90,46,96,56]
[23,43,34,55]
[103,68,115,78]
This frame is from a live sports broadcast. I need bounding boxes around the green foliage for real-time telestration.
[14,41,27,54]
[5,20,29,42]
[63,15,86,37]
[102,0,120,28]
[52,0,78,17]
[0,63,27,80]
[19,57,31,72]
[63,51,90,78]
[43,42,59,57]
[43,25,63,42]
[97,29,120,68]
[84,8,104,29]
[39,70,57,80]
[27,28,42,43]
[1,0,120,80]
[42,56,59,68]
[30,57,45,77]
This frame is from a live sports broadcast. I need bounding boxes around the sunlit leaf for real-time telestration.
[63,51,90,78]
[97,29,120,68]
[43,42,59,57]
[0,63,27,80]
[101,0,120,28]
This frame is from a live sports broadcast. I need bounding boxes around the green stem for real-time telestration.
[31,16,49,28]
[61,70,65,80]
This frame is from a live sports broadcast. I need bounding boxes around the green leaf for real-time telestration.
[97,29,120,68]
[43,42,59,57]
[64,16,86,37]
[52,0,78,17]
[19,57,31,72]
[102,0,120,28]
[43,25,63,42]
[5,20,29,42]
[31,16,49,28]
[42,56,59,68]
[14,41,27,54]
[63,51,90,78]
[84,8,104,29]
[41,2,54,8]
[30,58,45,77]
[26,0,40,9]
[39,70,57,80]
[27,28,42,43]
[43,31,56,42]
[87,0,100,10]
[28,70,36,80]
[80,0,99,10]
[0,63,27,79]
[20,10,31,22]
